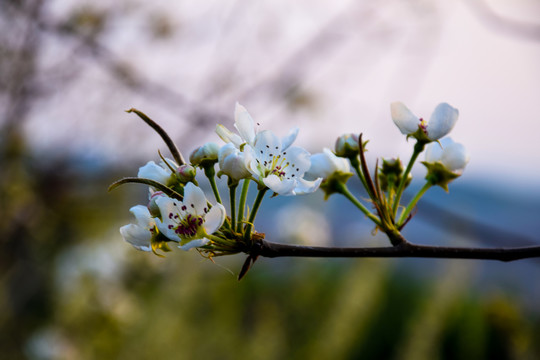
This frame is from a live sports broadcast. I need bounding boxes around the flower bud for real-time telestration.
[378,158,410,192]
[190,142,219,168]
[176,164,197,183]
[307,148,352,199]
[147,191,165,218]
[422,137,469,191]
[335,134,360,158]
[218,143,251,182]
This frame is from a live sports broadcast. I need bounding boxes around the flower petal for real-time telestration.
[281,126,299,151]
[203,203,226,235]
[155,196,181,241]
[440,139,469,172]
[129,205,154,229]
[216,124,243,148]
[427,103,458,140]
[120,224,152,252]
[391,102,420,135]
[263,174,296,195]
[183,183,207,215]
[178,238,210,251]
[294,177,322,195]
[234,103,256,145]
[424,141,444,163]
[254,130,282,163]
[138,161,171,184]
[283,146,311,175]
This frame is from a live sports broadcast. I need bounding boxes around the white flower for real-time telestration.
[244,130,322,196]
[155,183,226,250]
[391,102,459,141]
[216,102,299,150]
[307,148,351,179]
[425,137,469,174]
[138,158,177,185]
[119,205,155,252]
[218,143,251,181]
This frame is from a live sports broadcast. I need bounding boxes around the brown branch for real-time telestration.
[253,239,540,263]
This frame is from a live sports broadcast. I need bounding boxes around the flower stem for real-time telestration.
[335,182,382,227]
[237,179,250,233]
[204,166,222,204]
[243,187,268,243]
[229,182,238,230]
[350,157,373,199]
[392,141,425,217]
[397,181,432,226]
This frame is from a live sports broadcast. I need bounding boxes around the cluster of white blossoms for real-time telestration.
[120,103,322,255]
[118,101,469,257]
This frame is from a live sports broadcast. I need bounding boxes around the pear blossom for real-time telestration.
[218,142,251,181]
[155,183,226,250]
[391,102,459,141]
[189,142,219,167]
[243,130,322,196]
[307,148,351,179]
[424,137,469,174]
[138,158,177,185]
[216,102,299,151]
[119,205,155,252]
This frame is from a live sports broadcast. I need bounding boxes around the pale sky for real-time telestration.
[26,0,540,186]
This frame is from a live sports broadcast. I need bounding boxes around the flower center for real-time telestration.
[419,118,428,134]
[168,212,204,238]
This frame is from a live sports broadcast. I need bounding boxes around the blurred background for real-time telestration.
[2,0,540,359]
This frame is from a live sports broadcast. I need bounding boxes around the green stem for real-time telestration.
[350,157,373,199]
[237,179,250,233]
[392,141,425,217]
[336,183,382,227]
[204,166,222,204]
[243,188,268,243]
[229,182,238,231]
[397,181,433,226]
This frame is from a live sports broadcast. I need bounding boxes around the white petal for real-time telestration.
[241,145,262,180]
[254,130,282,163]
[390,102,420,135]
[284,146,311,175]
[178,238,210,251]
[424,141,444,163]
[216,124,243,147]
[183,182,208,215]
[234,103,256,145]
[281,127,299,151]
[138,161,171,184]
[294,177,322,195]
[129,205,154,229]
[155,196,181,241]
[218,142,236,163]
[203,203,226,235]
[263,175,296,195]
[441,140,469,172]
[427,103,458,140]
[120,224,152,252]
[307,152,333,179]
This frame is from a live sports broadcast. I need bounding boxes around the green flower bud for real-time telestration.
[378,158,410,192]
[176,164,197,183]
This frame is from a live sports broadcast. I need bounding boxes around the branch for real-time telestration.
[254,239,540,262]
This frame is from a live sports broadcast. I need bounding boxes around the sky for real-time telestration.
[24,0,540,186]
